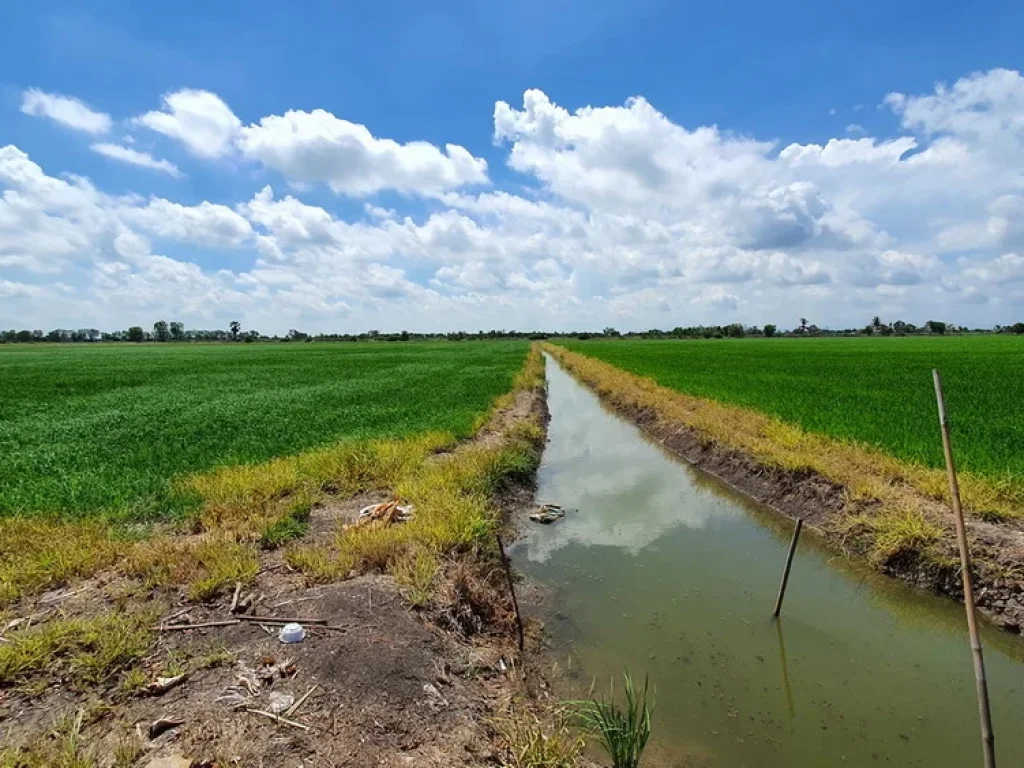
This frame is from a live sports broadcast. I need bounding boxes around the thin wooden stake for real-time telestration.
[933,369,996,768]
[772,518,803,618]
[496,534,525,652]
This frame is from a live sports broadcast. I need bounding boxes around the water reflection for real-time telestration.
[524,359,738,562]
[514,354,1024,767]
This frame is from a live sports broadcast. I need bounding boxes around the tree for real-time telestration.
[926,320,947,335]
[229,320,241,341]
[154,320,170,342]
[170,321,185,341]
[872,315,882,329]
[16,330,32,343]
[1010,322,1024,335]
[764,324,777,338]
[127,326,145,342]
[602,327,620,337]
[799,317,808,329]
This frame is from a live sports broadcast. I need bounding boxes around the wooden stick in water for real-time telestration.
[933,369,996,768]
[772,518,803,618]
[496,534,525,652]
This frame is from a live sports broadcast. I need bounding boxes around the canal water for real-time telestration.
[510,355,1024,766]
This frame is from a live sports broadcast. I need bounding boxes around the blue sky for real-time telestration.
[2,1,1023,333]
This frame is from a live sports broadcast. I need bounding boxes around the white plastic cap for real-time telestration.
[278,622,305,643]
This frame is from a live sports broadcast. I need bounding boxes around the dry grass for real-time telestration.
[286,345,546,591]
[492,702,585,768]
[392,546,440,607]
[846,507,945,565]
[0,519,121,609]
[121,536,260,602]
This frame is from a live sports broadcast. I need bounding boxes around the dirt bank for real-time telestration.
[0,371,563,766]
[544,344,1024,635]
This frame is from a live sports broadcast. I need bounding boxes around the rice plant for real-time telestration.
[573,673,653,768]
[0,341,528,518]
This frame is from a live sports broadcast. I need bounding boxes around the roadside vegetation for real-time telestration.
[0,340,528,517]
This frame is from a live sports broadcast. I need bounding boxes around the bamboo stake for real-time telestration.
[496,534,525,652]
[933,369,996,768]
[772,518,803,618]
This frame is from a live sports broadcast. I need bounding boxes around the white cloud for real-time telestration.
[236,109,488,196]
[133,89,241,158]
[120,199,252,248]
[90,143,183,177]
[5,67,1024,333]
[20,89,112,135]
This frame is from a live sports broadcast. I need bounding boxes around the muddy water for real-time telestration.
[510,355,1024,767]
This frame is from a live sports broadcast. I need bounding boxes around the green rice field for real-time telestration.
[0,341,528,518]
[558,336,1024,484]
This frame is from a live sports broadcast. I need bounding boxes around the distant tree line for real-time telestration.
[2,317,1024,344]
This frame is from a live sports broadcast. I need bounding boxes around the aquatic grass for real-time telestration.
[0,341,529,518]
[573,673,653,768]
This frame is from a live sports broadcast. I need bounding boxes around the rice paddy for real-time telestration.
[557,336,1024,488]
[0,341,529,519]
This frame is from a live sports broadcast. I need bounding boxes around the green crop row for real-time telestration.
[557,336,1024,488]
[0,341,528,519]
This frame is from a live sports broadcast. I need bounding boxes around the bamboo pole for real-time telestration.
[933,369,996,768]
[496,534,525,652]
[772,518,803,618]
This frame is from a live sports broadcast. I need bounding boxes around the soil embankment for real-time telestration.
[544,343,1024,634]
[0,366,555,766]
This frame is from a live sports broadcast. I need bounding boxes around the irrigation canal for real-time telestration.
[510,354,1024,766]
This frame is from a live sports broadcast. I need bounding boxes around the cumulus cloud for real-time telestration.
[5,67,1024,332]
[236,109,488,196]
[133,89,241,158]
[20,89,112,134]
[90,143,183,177]
[120,199,252,248]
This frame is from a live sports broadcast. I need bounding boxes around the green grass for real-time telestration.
[0,341,528,519]
[558,337,1024,485]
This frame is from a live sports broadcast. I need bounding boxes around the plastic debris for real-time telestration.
[147,673,187,695]
[268,691,295,714]
[352,499,415,528]
[529,503,566,524]
[278,622,305,644]
[423,682,449,711]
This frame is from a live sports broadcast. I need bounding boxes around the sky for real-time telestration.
[2,1,1024,334]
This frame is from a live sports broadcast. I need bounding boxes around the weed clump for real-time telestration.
[0,610,156,689]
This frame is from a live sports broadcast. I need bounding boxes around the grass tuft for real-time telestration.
[847,507,944,565]
[573,673,653,768]
[0,518,121,609]
[0,610,156,689]
[492,702,584,768]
